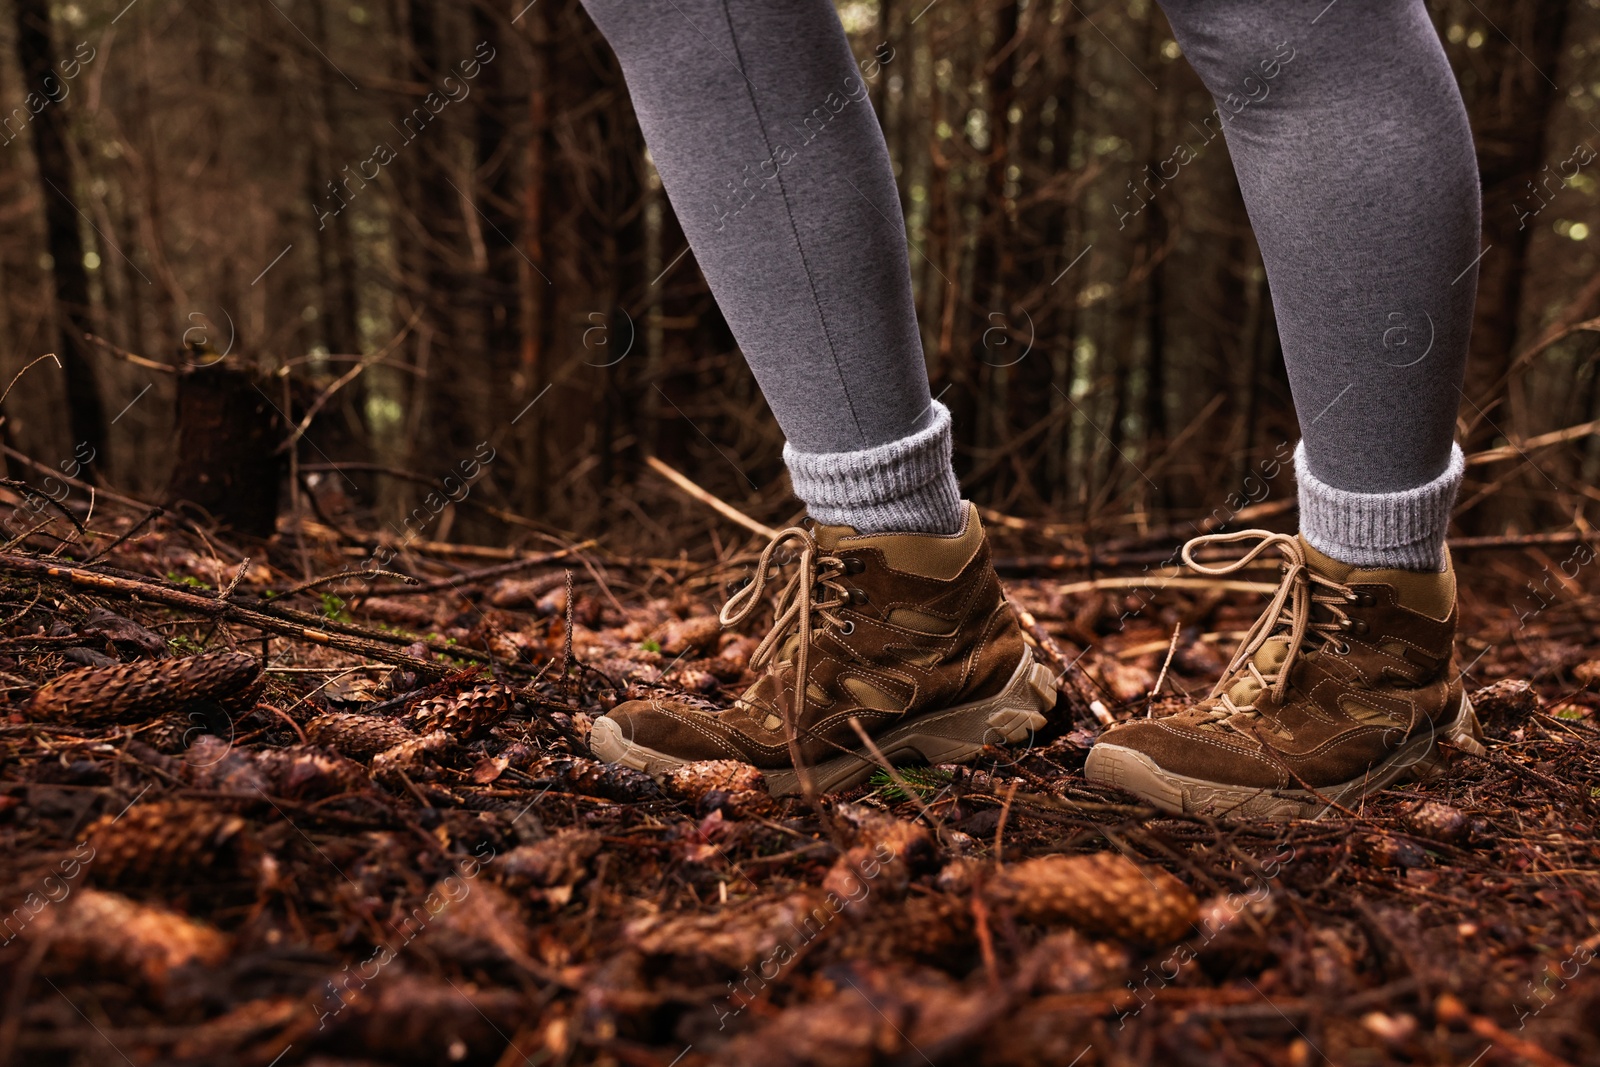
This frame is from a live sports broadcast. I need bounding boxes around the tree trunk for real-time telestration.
[1462,2,1570,424]
[472,4,523,431]
[12,0,107,471]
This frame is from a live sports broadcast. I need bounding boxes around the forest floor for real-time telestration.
[0,481,1596,1067]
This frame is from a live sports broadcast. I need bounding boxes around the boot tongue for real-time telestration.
[1298,535,1356,583]
[1219,541,1322,708]
[1225,636,1289,706]
[810,519,859,553]
[766,520,856,665]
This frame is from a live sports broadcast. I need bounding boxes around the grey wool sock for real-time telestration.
[1295,440,1463,571]
[784,401,966,535]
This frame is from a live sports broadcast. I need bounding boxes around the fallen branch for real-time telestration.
[0,551,519,678]
[351,541,598,597]
[1447,530,1600,551]
[1465,418,1600,466]
[83,334,178,374]
[0,353,62,406]
[644,456,777,539]
[275,568,420,600]
[276,309,419,454]
[0,479,86,536]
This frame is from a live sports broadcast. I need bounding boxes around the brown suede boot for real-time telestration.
[590,503,1057,795]
[1084,530,1486,819]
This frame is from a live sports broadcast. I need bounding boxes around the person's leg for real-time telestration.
[582,0,1055,793]
[1085,0,1487,817]
[577,0,962,535]
[1157,0,1479,570]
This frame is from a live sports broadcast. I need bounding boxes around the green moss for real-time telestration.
[867,765,952,802]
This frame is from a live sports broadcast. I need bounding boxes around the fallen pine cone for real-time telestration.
[403,681,516,738]
[251,745,371,799]
[1354,833,1429,869]
[488,573,568,609]
[370,729,451,778]
[487,630,539,663]
[525,755,663,803]
[711,633,759,675]
[661,759,779,818]
[499,829,602,889]
[33,888,230,993]
[655,615,722,656]
[592,657,663,688]
[139,709,207,753]
[1470,678,1539,735]
[662,758,766,798]
[1572,659,1600,689]
[718,962,987,1067]
[990,852,1198,946]
[85,799,250,886]
[827,893,973,963]
[184,736,272,795]
[1404,800,1469,844]
[836,803,938,858]
[354,596,438,629]
[26,651,263,725]
[306,712,416,761]
[628,890,825,968]
[668,666,722,696]
[825,804,937,907]
[536,586,568,617]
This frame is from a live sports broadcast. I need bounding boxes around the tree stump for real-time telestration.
[165,360,284,537]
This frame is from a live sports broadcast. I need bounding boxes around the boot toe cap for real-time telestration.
[596,699,750,764]
[1089,719,1283,790]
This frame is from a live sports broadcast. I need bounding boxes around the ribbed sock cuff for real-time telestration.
[783,401,966,535]
[1295,441,1463,571]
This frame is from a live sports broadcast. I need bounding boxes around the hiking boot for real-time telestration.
[589,503,1058,795]
[1084,530,1486,820]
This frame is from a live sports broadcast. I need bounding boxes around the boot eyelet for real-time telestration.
[1335,641,1351,655]
[847,588,869,606]
[839,620,855,635]
[842,556,866,575]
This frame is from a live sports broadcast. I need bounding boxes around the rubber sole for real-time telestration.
[588,649,1059,796]
[1082,692,1487,821]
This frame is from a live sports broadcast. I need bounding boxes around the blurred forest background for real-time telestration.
[0,0,1593,554]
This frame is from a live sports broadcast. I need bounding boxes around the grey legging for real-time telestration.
[578,0,1479,493]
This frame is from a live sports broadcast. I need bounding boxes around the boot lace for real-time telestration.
[1181,530,1355,735]
[719,525,854,735]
